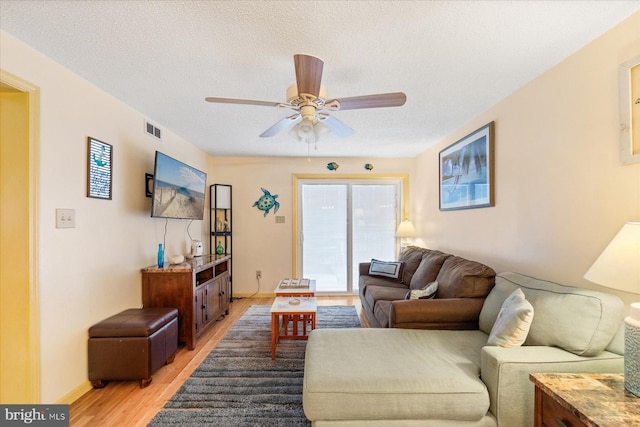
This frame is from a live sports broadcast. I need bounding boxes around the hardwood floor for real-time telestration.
[69,296,361,427]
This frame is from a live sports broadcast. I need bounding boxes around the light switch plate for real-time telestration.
[56,209,76,228]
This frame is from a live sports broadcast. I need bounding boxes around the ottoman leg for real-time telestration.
[167,353,176,364]
[140,377,153,388]
[91,380,107,389]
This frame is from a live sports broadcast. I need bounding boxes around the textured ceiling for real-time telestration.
[1,1,638,158]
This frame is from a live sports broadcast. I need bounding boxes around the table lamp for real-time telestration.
[584,222,640,397]
[396,219,416,249]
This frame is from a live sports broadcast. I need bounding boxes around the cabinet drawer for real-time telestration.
[542,393,587,427]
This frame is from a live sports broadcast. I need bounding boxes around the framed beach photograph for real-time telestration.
[619,55,640,164]
[87,137,113,200]
[439,122,494,211]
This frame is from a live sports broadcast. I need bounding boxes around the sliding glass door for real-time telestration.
[298,179,400,294]
[351,184,398,291]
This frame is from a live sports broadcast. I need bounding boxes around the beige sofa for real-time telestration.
[359,246,496,329]
[303,272,625,426]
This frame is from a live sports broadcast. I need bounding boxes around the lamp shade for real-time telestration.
[395,220,416,238]
[584,222,640,294]
[215,185,231,210]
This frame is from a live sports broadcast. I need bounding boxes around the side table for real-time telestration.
[530,373,640,427]
[270,296,317,360]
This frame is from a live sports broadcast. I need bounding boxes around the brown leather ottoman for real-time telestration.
[88,307,178,388]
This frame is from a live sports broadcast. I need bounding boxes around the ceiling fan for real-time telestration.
[205,54,407,144]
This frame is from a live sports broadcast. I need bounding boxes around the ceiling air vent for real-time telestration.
[145,120,162,140]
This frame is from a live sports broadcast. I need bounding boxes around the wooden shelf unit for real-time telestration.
[141,255,230,350]
[211,183,233,300]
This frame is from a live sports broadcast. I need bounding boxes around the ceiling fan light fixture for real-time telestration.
[314,121,330,137]
[297,118,315,138]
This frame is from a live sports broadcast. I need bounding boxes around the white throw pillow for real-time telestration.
[487,288,534,347]
[406,280,438,300]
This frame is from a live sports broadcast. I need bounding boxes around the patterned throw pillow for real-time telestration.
[487,288,534,347]
[405,281,439,300]
[368,259,405,281]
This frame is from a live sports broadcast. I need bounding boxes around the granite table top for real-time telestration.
[530,373,640,426]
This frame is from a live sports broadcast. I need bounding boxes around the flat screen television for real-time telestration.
[151,151,207,220]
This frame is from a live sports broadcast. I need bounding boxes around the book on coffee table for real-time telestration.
[277,278,310,289]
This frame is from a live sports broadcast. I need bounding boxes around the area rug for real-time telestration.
[148,304,361,426]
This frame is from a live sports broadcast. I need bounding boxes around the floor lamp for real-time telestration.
[584,222,640,397]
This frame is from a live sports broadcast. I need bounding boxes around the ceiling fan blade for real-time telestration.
[294,54,324,98]
[319,115,355,137]
[259,114,301,138]
[205,96,281,107]
[331,92,407,111]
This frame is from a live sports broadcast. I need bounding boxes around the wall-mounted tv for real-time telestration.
[151,151,207,220]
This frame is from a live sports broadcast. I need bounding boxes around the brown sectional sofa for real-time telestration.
[359,246,496,328]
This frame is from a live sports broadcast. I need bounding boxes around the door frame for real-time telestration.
[0,69,41,403]
[291,173,409,281]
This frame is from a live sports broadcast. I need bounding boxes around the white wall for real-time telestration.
[208,157,414,296]
[412,11,640,308]
[1,31,211,403]
[0,31,415,403]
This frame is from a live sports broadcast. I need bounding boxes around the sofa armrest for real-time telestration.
[359,262,371,276]
[389,298,485,329]
[481,346,623,427]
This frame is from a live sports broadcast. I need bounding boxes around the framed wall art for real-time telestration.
[619,55,640,164]
[87,137,112,199]
[439,122,494,211]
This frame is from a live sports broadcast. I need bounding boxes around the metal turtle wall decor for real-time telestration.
[253,187,280,217]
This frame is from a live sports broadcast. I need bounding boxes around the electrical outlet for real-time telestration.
[256,270,262,279]
[56,208,76,228]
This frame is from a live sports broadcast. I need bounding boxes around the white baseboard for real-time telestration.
[56,380,93,404]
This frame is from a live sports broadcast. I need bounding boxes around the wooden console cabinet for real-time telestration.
[141,255,230,350]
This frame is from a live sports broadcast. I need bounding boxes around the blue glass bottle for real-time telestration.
[157,243,164,268]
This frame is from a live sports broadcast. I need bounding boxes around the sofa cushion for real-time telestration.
[303,328,491,422]
[436,256,496,298]
[366,284,410,302]
[364,285,409,315]
[410,252,449,290]
[369,259,405,281]
[360,274,408,293]
[479,272,625,356]
[487,288,533,347]
[398,246,431,284]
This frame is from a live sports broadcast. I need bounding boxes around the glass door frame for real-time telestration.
[292,173,410,294]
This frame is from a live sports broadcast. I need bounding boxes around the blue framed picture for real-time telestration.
[439,122,494,211]
[87,137,112,200]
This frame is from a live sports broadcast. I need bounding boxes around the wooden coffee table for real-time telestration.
[270,296,317,359]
